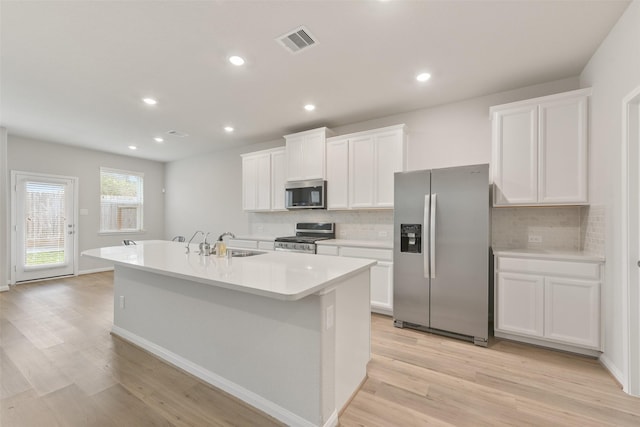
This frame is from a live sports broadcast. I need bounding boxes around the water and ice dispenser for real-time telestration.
[400,224,422,253]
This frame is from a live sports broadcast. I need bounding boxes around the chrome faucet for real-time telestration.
[186,230,204,253]
[217,231,236,241]
[200,232,212,255]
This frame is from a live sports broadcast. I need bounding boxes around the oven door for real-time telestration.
[285,180,326,209]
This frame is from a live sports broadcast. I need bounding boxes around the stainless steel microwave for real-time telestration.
[285,179,326,209]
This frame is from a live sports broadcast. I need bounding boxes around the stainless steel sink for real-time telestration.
[228,250,266,257]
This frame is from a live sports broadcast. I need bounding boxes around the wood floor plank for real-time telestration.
[0,347,33,400]
[2,338,73,396]
[89,383,175,427]
[0,389,62,427]
[42,383,116,427]
[2,273,640,427]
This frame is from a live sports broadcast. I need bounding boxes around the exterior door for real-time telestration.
[13,172,77,282]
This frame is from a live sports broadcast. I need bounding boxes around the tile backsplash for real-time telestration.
[491,206,582,250]
[581,205,606,256]
[249,210,394,241]
[249,205,605,254]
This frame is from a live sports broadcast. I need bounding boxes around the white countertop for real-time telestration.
[493,248,605,263]
[82,241,375,301]
[317,239,393,249]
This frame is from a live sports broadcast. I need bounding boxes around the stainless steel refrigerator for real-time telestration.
[393,164,490,346]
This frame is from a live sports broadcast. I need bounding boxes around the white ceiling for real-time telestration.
[0,0,630,162]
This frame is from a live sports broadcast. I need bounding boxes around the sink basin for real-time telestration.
[228,250,266,257]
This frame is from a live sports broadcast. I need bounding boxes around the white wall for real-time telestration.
[164,139,282,240]
[580,0,640,388]
[0,128,8,290]
[7,135,166,273]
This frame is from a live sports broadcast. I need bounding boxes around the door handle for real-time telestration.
[430,193,437,279]
[423,195,429,279]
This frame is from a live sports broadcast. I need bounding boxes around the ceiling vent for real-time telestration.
[277,26,317,54]
[167,130,189,138]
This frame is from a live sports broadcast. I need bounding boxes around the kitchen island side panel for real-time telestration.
[112,265,329,426]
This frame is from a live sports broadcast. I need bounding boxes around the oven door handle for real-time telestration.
[274,246,315,254]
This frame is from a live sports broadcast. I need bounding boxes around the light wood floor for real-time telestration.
[1,273,638,426]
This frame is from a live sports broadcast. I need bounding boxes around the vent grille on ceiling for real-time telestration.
[167,130,189,138]
[277,26,317,53]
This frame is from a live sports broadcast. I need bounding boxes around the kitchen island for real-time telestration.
[82,241,375,427]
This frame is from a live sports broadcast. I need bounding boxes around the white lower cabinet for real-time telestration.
[497,273,544,337]
[227,239,275,251]
[495,254,602,355]
[544,277,600,348]
[370,261,393,314]
[317,244,393,315]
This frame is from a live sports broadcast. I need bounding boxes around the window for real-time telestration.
[100,167,144,233]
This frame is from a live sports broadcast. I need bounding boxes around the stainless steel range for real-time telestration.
[274,223,335,254]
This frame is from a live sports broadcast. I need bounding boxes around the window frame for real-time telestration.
[99,167,145,234]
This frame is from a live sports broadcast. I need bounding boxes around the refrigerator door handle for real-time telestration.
[423,194,429,279]
[430,193,437,279]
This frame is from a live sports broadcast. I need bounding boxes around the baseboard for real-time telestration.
[494,331,602,357]
[0,284,9,292]
[79,267,114,275]
[111,325,331,427]
[599,353,627,391]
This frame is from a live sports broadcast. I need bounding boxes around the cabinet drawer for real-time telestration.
[227,239,259,249]
[258,241,274,251]
[497,257,600,280]
[340,247,392,262]
[317,245,339,256]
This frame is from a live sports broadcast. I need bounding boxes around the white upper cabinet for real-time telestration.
[326,124,406,210]
[491,88,590,206]
[349,134,376,208]
[492,104,538,205]
[326,138,350,210]
[284,127,333,181]
[270,149,287,211]
[241,147,286,212]
[538,96,588,204]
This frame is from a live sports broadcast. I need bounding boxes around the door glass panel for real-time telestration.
[23,181,67,268]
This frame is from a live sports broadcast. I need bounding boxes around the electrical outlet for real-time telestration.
[326,305,334,330]
[340,230,348,237]
[119,295,125,309]
[378,231,388,238]
[528,235,542,243]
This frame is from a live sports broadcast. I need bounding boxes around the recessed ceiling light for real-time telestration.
[142,97,157,105]
[224,126,234,133]
[128,145,137,150]
[416,72,431,82]
[229,56,245,66]
[304,104,316,111]
[154,137,164,143]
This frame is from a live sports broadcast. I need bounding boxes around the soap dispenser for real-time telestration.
[216,239,226,257]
